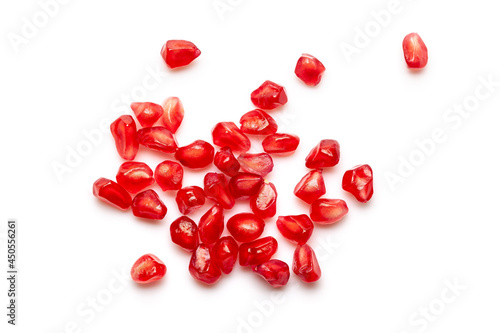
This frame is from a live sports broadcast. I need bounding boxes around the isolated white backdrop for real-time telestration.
[1,0,500,332]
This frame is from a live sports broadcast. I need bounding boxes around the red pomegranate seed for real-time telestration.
[161,97,184,133]
[293,244,321,283]
[214,147,240,177]
[227,213,265,243]
[276,215,314,245]
[189,244,222,285]
[403,33,428,69]
[228,173,264,199]
[239,236,278,266]
[203,173,235,209]
[239,109,278,135]
[305,139,340,169]
[252,260,290,288]
[212,122,251,152]
[170,216,199,251]
[110,115,138,160]
[130,102,163,128]
[294,169,326,204]
[160,40,201,69]
[310,198,348,224]
[237,153,274,177]
[116,162,155,194]
[212,236,238,274]
[131,189,167,220]
[154,160,183,191]
[175,140,214,169]
[198,204,224,244]
[250,180,277,219]
[250,80,288,110]
[262,133,300,154]
[294,54,326,86]
[175,186,206,215]
[93,178,132,210]
[342,164,374,203]
[137,126,178,154]
[130,254,166,284]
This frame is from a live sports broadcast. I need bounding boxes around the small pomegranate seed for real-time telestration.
[175,140,214,169]
[252,260,290,288]
[137,126,178,154]
[214,147,240,177]
[154,160,183,191]
[276,215,314,245]
[250,180,277,219]
[161,97,184,133]
[342,164,374,203]
[130,254,166,284]
[239,236,278,267]
[262,133,300,154]
[160,40,201,69]
[294,54,326,86]
[175,186,206,215]
[402,33,428,69]
[131,189,167,220]
[116,162,155,194]
[310,198,348,224]
[203,173,235,209]
[250,80,288,110]
[212,236,238,274]
[228,173,264,199]
[170,216,199,251]
[130,102,163,128]
[293,244,321,283]
[237,153,274,177]
[110,115,138,160]
[305,139,340,169]
[294,169,326,204]
[198,204,224,244]
[189,244,222,285]
[239,109,278,135]
[93,178,132,210]
[212,122,251,152]
[227,213,265,243]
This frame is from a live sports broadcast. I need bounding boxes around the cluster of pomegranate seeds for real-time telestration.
[402,33,428,69]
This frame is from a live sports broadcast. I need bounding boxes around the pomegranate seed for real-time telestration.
[239,109,278,135]
[403,33,428,69]
[189,244,222,285]
[250,180,277,219]
[116,162,155,194]
[227,213,265,243]
[228,173,263,199]
[203,173,235,209]
[170,216,199,251]
[212,236,238,274]
[175,140,214,169]
[161,97,184,133]
[110,115,138,160]
[154,160,183,191]
[294,169,326,204]
[294,54,326,86]
[130,102,163,128]
[293,244,321,283]
[252,260,290,288]
[175,186,206,215]
[239,236,278,266]
[276,215,314,245]
[212,122,251,152]
[198,204,225,244]
[137,126,178,154]
[310,198,348,224]
[160,40,201,69]
[130,254,166,284]
[305,139,340,169]
[250,80,288,110]
[237,153,274,177]
[262,133,300,154]
[214,147,240,177]
[131,189,167,220]
[342,164,374,203]
[93,178,132,210]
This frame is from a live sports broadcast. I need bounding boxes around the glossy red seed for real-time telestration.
[294,54,326,86]
[310,198,348,224]
[160,40,201,69]
[161,97,184,133]
[170,216,199,251]
[238,153,274,177]
[342,164,374,203]
[137,126,178,153]
[227,213,265,243]
[252,260,290,288]
[212,236,238,274]
[116,162,154,194]
[250,180,277,219]
[203,172,235,209]
[212,122,251,152]
[250,80,288,110]
[93,177,132,210]
[239,109,278,135]
[294,169,326,204]
[189,244,222,285]
[130,254,166,284]
[130,102,163,128]
[293,244,321,283]
[305,139,340,169]
[228,173,263,199]
[214,147,240,177]
[262,133,300,154]
[110,115,139,160]
[131,189,167,220]
[175,186,206,215]
[175,140,214,169]
[198,204,224,244]
[154,160,183,191]
[403,33,428,69]
[239,236,278,266]
[276,215,314,245]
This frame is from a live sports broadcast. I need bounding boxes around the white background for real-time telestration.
[1,0,500,332]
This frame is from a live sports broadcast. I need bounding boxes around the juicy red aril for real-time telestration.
[212,122,251,152]
[239,236,278,266]
[252,260,290,288]
[93,178,132,210]
[175,186,206,215]
[131,189,167,220]
[250,180,277,219]
[161,40,201,69]
[212,236,238,274]
[293,244,321,283]
[305,139,340,169]
[294,169,326,204]
[262,133,300,154]
[294,54,326,86]
[154,160,183,191]
[110,115,138,160]
[310,198,348,224]
[229,173,263,199]
[116,162,154,194]
[403,33,428,69]
[198,204,224,244]
[175,140,214,169]
[161,97,184,133]
[214,147,240,177]
[189,244,222,285]
[137,126,178,153]
[227,213,265,243]
[276,215,314,245]
[130,102,163,128]
[203,172,235,209]
[239,109,278,135]
[170,216,199,251]
[250,80,288,110]
[342,164,374,203]
[237,153,274,177]
[130,254,166,284]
